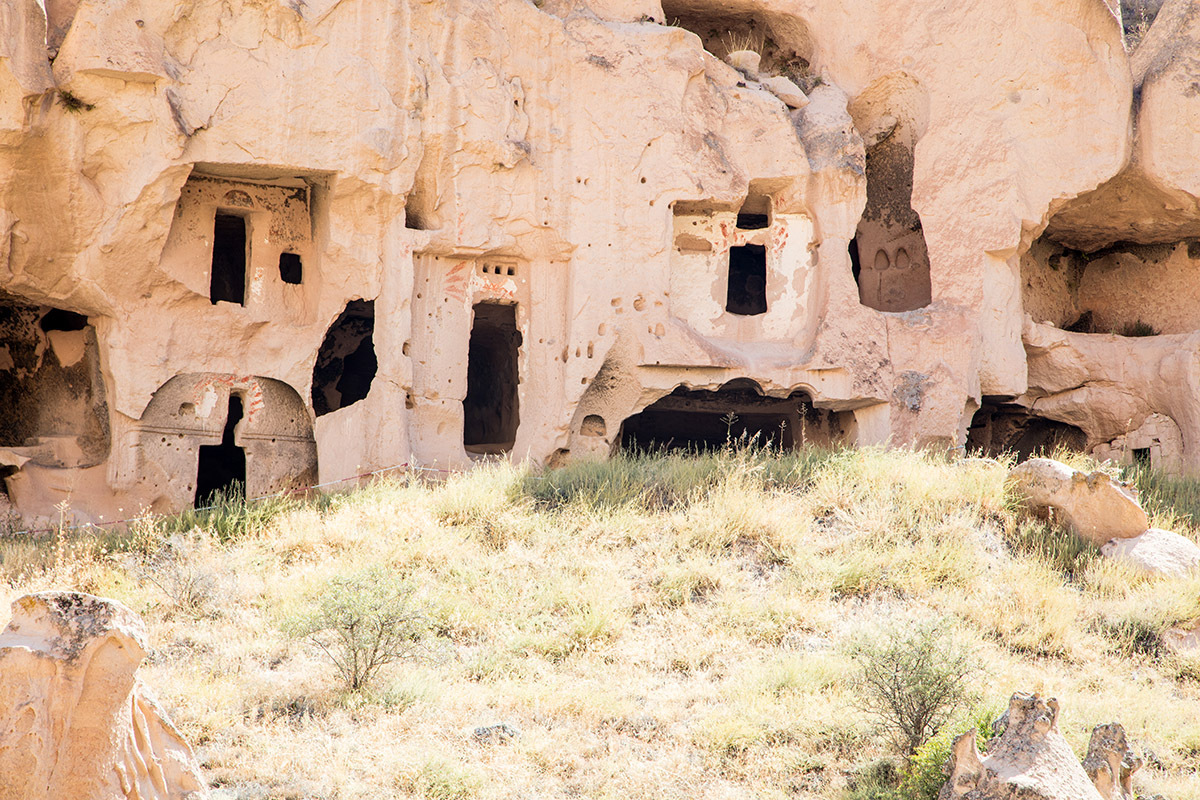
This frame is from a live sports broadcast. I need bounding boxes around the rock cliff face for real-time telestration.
[0,0,1191,521]
[0,591,205,800]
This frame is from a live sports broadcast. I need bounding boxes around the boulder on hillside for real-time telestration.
[1082,722,1141,800]
[1009,459,1148,545]
[940,693,1104,800]
[0,591,206,800]
[1101,527,1200,578]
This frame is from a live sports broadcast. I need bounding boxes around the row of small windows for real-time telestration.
[210,212,303,306]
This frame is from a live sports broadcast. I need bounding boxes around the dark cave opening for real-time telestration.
[966,400,1087,461]
[312,300,377,417]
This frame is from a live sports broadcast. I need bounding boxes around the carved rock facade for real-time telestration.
[0,0,1194,521]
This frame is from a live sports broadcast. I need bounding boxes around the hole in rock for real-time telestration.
[619,381,848,453]
[727,244,767,316]
[966,401,1086,462]
[581,414,607,437]
[279,252,303,284]
[736,213,769,230]
[852,118,931,312]
[195,394,246,507]
[464,303,522,454]
[1,295,110,465]
[1132,447,1152,467]
[39,309,88,332]
[312,300,377,417]
[211,213,247,305]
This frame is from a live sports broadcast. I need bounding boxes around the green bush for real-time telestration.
[901,706,1001,800]
[285,566,433,692]
[847,620,982,758]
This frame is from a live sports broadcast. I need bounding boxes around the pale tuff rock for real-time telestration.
[1008,458,1148,545]
[0,592,205,800]
[0,0,1177,524]
[760,75,809,109]
[1101,527,1200,577]
[940,694,1107,800]
[1082,723,1142,800]
[723,49,761,76]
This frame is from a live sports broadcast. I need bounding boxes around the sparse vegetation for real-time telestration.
[4,446,1200,798]
[847,620,981,759]
[285,566,434,692]
[56,89,95,113]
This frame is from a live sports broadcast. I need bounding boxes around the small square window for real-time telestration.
[279,252,303,284]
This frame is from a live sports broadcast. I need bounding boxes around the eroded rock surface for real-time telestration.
[4,0,1194,523]
[1009,458,1148,545]
[940,694,1128,800]
[0,591,205,800]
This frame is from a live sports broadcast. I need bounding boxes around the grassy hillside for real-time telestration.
[3,447,1200,799]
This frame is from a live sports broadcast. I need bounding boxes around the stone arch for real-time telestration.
[137,374,317,508]
[847,72,933,312]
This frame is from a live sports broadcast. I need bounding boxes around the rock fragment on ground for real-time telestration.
[1009,458,1148,545]
[1101,527,1200,577]
[0,591,206,800]
[760,75,809,109]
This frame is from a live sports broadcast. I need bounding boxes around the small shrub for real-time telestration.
[1119,319,1159,337]
[847,620,982,758]
[843,759,900,800]
[285,567,433,692]
[57,89,95,112]
[403,757,482,800]
[128,530,230,616]
[901,706,1001,800]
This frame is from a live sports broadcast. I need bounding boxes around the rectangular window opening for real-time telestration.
[1132,447,1152,467]
[463,303,522,454]
[736,213,769,230]
[211,213,247,305]
[279,252,303,284]
[727,244,767,316]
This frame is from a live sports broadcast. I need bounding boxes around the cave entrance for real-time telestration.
[312,300,377,417]
[727,244,768,316]
[464,302,521,454]
[966,401,1087,461]
[195,395,246,507]
[211,213,247,305]
[619,381,843,453]
[852,118,932,312]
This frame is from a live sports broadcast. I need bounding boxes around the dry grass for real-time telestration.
[3,447,1200,799]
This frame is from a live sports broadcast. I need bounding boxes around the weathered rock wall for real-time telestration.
[0,0,1171,522]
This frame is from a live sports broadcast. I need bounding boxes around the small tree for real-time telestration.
[847,620,981,759]
[286,567,432,692]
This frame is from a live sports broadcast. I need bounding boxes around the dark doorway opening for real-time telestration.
[195,395,246,507]
[464,303,521,454]
[279,252,303,285]
[1132,447,1152,467]
[619,381,846,453]
[312,300,377,417]
[211,213,247,305]
[727,244,767,316]
[966,401,1087,461]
